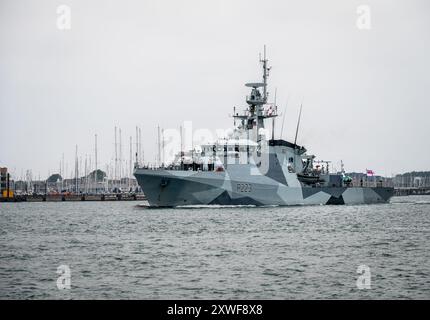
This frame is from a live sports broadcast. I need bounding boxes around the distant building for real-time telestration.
[0,167,13,198]
[46,173,63,193]
[13,180,28,194]
[1,167,7,196]
[392,172,430,188]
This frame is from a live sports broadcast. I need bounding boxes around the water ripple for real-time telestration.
[0,195,429,299]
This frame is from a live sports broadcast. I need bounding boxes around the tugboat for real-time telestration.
[134,50,394,207]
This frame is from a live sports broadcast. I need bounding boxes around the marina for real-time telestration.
[0,193,146,202]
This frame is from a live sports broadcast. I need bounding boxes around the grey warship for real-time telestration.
[134,51,394,207]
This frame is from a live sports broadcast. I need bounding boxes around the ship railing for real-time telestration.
[348,178,392,188]
[140,162,219,172]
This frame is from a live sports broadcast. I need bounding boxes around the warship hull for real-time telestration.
[134,168,394,207]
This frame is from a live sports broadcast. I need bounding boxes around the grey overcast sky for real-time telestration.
[1,0,429,179]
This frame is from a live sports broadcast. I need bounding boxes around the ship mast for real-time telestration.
[257,46,271,153]
[233,47,276,148]
[260,45,269,104]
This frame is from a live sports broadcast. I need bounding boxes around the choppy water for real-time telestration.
[1,196,429,299]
